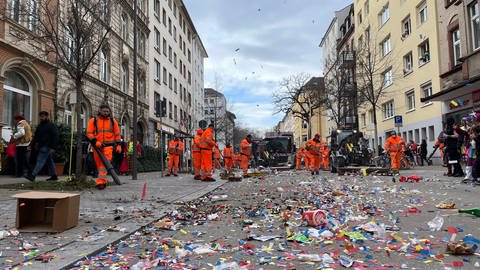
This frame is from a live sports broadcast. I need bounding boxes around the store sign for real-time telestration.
[161,125,174,134]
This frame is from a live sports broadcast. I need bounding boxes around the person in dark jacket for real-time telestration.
[25,111,59,182]
[419,139,428,166]
[444,117,464,177]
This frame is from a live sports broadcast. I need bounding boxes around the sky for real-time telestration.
[183,0,353,133]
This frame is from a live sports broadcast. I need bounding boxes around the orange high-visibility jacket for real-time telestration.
[198,127,215,149]
[86,116,121,145]
[240,138,252,156]
[223,146,233,158]
[168,139,184,155]
[385,136,405,152]
[296,147,305,159]
[214,147,221,158]
[306,139,321,155]
[192,135,202,152]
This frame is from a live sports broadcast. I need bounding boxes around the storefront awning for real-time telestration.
[420,75,480,102]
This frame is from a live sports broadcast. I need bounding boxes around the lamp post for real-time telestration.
[131,0,138,180]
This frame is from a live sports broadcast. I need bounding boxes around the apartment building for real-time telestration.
[0,0,57,141]
[148,0,207,152]
[354,0,443,151]
[204,88,231,149]
[422,0,480,121]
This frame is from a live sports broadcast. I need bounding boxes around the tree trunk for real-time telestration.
[373,106,379,157]
[75,79,83,180]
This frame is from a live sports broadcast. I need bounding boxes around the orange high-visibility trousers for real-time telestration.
[94,146,113,186]
[321,151,329,170]
[224,158,233,173]
[193,151,201,177]
[167,154,180,175]
[311,154,321,172]
[390,151,401,170]
[200,149,213,180]
[241,154,249,176]
[304,151,312,170]
[296,156,303,170]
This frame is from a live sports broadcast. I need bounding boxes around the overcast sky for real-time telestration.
[183,0,353,133]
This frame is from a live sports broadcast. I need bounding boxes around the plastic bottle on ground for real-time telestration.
[427,212,444,231]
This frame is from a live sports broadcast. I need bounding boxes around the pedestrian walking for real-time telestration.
[444,117,464,177]
[419,139,428,166]
[25,111,58,182]
[11,114,32,178]
[166,135,183,176]
[240,134,253,178]
[86,104,122,190]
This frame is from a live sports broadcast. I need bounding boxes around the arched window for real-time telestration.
[121,13,128,41]
[99,49,109,82]
[120,63,128,92]
[2,70,31,130]
[120,116,129,139]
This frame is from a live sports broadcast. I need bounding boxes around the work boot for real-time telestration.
[165,174,170,177]
[194,175,201,180]
[173,174,178,177]
[96,184,106,190]
[203,177,216,182]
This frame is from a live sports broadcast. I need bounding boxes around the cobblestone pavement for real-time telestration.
[0,171,225,269]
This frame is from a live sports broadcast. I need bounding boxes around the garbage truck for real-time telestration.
[254,132,296,170]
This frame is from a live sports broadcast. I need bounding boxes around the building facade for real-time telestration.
[354,0,444,153]
[204,88,231,149]
[422,0,480,122]
[148,0,207,155]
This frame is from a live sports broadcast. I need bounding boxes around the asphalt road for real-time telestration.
[67,166,480,269]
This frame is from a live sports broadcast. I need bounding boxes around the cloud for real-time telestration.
[184,0,353,130]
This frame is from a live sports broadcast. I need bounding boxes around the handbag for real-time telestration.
[6,143,16,158]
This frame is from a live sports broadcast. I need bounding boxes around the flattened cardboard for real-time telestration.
[13,191,80,232]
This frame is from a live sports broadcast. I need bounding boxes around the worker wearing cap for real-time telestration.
[166,135,183,176]
[192,128,203,180]
[384,131,405,171]
[305,134,322,174]
[223,142,234,175]
[198,123,216,181]
[240,134,253,177]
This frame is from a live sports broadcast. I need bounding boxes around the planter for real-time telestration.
[55,162,65,176]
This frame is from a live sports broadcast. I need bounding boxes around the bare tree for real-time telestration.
[356,32,401,156]
[273,73,324,139]
[5,0,111,179]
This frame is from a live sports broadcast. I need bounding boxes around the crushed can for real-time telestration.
[302,210,327,227]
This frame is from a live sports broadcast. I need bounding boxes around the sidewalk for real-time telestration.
[0,171,226,269]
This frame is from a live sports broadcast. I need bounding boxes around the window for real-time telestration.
[27,0,38,31]
[120,64,128,92]
[469,2,479,50]
[168,73,172,89]
[174,78,177,93]
[406,90,415,111]
[361,113,366,126]
[188,71,191,84]
[65,102,87,131]
[428,125,435,141]
[99,0,108,22]
[99,49,108,82]
[383,100,394,119]
[137,0,145,12]
[154,59,160,82]
[173,26,177,41]
[403,52,413,74]
[139,76,146,99]
[381,36,391,56]
[421,127,427,141]
[154,92,161,115]
[364,0,369,15]
[2,70,31,129]
[163,38,167,55]
[162,9,166,26]
[121,13,128,41]
[174,53,177,68]
[421,82,432,103]
[358,10,363,24]
[169,46,172,62]
[9,0,20,22]
[162,67,167,84]
[368,109,374,123]
[154,28,160,50]
[188,93,192,106]
[452,28,461,66]
[179,36,183,49]
[379,4,390,26]
[179,60,183,75]
[168,18,172,34]
[138,32,145,57]
[188,50,191,62]
[402,16,411,39]
[169,102,173,119]
[154,0,160,18]
[418,39,430,65]
[418,1,427,24]
[174,105,178,121]
[383,68,393,87]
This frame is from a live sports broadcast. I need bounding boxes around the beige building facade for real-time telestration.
[354,0,444,152]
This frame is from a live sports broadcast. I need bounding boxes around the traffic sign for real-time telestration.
[394,115,403,127]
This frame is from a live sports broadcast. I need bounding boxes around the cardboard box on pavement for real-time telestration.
[12,191,80,232]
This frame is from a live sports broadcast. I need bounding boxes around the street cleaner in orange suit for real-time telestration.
[192,128,203,180]
[166,135,184,176]
[240,134,253,178]
[296,146,305,170]
[198,123,216,181]
[86,104,122,190]
[384,131,406,172]
[305,134,322,175]
[213,145,222,171]
[223,142,234,175]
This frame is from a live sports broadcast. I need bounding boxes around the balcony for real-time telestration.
[339,51,355,69]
